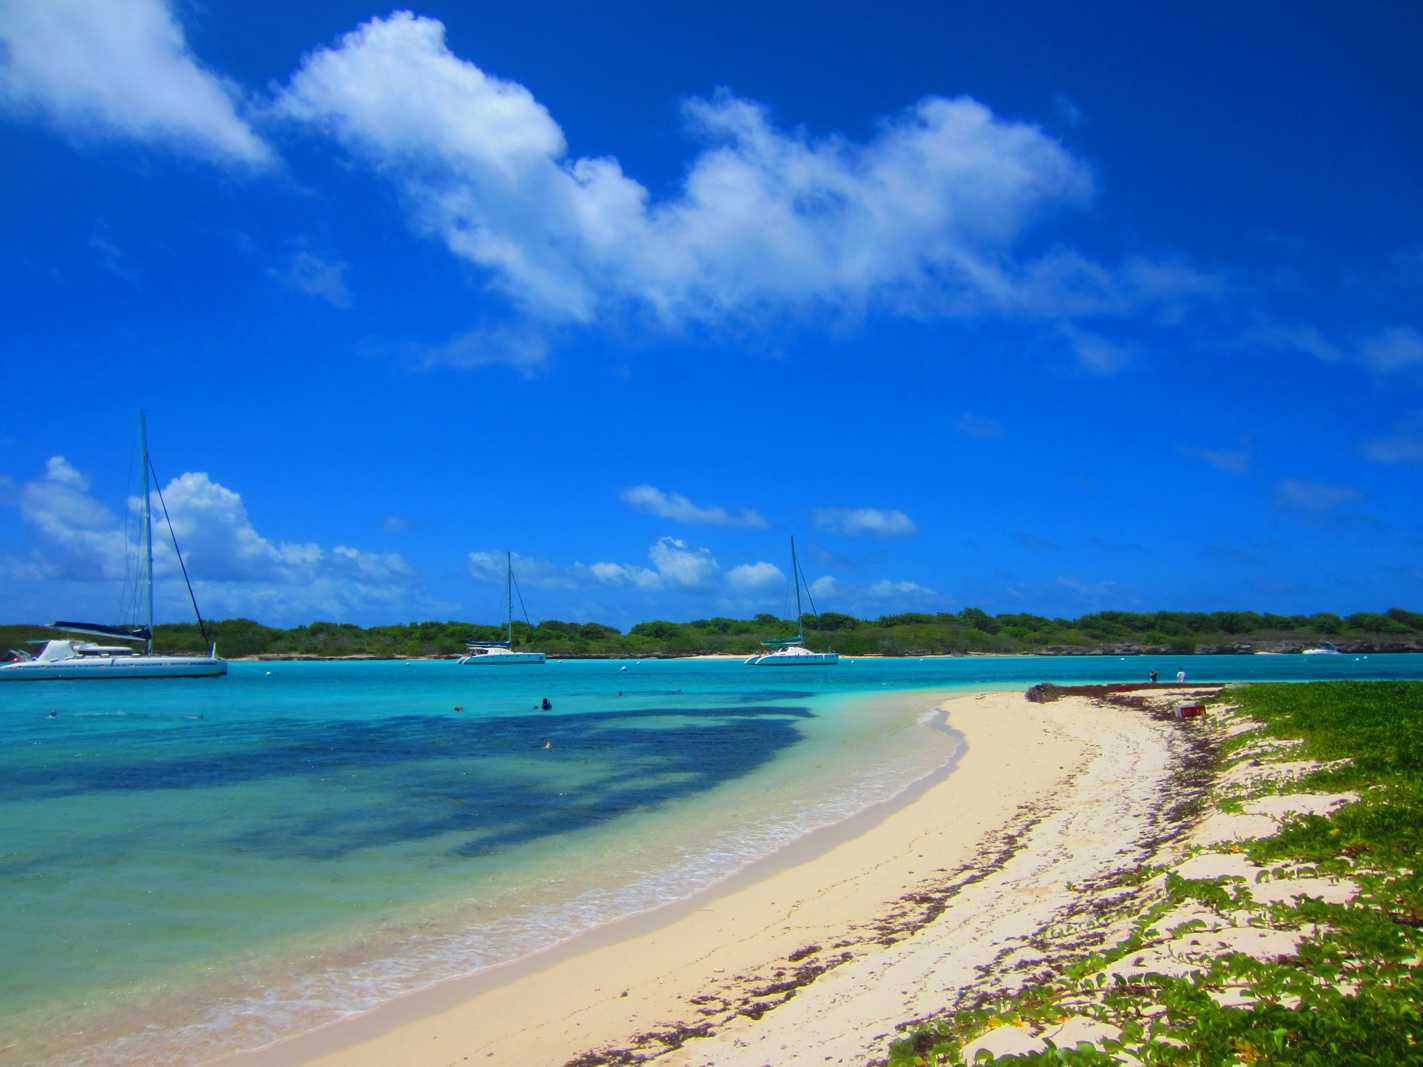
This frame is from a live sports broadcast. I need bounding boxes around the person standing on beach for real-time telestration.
[1176,669,1186,683]
[1149,670,1158,684]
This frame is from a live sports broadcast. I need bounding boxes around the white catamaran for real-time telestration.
[1,414,226,681]
[457,551,546,665]
[745,537,839,666]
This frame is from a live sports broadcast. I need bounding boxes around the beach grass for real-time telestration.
[886,681,1423,1066]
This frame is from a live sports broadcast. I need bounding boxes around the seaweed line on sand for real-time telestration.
[565,689,1218,1067]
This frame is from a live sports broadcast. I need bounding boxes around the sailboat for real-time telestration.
[745,537,839,666]
[456,551,546,665]
[0,413,227,680]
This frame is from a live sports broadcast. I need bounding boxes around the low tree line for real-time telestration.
[4,608,1422,659]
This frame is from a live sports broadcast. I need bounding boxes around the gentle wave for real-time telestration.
[64,707,957,1065]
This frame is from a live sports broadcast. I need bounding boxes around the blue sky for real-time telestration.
[2,1,1421,629]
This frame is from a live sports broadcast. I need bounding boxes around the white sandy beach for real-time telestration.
[226,688,1192,1067]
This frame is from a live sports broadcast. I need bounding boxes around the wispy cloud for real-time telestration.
[1018,531,1061,552]
[1052,91,1083,127]
[1056,575,1117,601]
[953,412,1003,440]
[1183,445,1250,475]
[413,323,551,376]
[803,574,937,610]
[1362,426,1423,465]
[619,485,768,528]
[1248,319,1346,363]
[0,0,272,167]
[1062,325,1132,376]
[1275,479,1360,512]
[467,550,580,589]
[814,507,917,537]
[267,250,352,308]
[1251,318,1423,374]
[1361,326,1423,373]
[88,220,139,283]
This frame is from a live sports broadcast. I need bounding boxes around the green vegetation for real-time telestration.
[2,609,1422,659]
[887,681,1423,1065]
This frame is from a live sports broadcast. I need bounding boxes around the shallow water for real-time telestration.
[1,653,1417,1063]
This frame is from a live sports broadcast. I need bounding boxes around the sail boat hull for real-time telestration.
[456,650,546,665]
[0,653,227,680]
[746,536,839,666]
[3,414,229,682]
[457,551,546,665]
[744,648,839,665]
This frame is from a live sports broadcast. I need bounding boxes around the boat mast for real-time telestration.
[506,550,514,647]
[791,536,804,643]
[139,411,154,655]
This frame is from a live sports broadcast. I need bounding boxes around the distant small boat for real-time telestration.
[746,537,839,666]
[0,413,225,681]
[1302,644,1343,656]
[458,551,546,665]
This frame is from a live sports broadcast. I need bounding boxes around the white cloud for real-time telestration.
[44,455,88,488]
[953,412,1002,439]
[469,537,720,592]
[867,579,936,598]
[647,536,719,588]
[619,484,768,528]
[268,250,352,308]
[141,472,323,581]
[588,560,661,589]
[0,0,272,167]
[8,456,423,621]
[814,506,917,537]
[18,456,125,578]
[1276,479,1360,512]
[382,514,411,532]
[727,561,784,590]
[808,575,839,598]
[1361,326,1423,373]
[273,12,1116,332]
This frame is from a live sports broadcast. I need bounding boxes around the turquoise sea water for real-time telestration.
[2,653,1420,1064]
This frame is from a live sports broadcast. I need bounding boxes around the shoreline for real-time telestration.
[226,687,1187,1067]
[221,649,1423,662]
